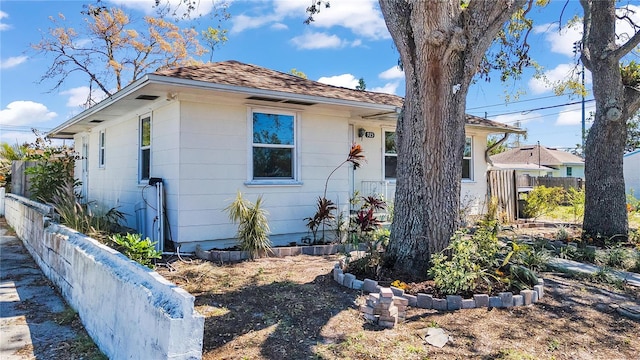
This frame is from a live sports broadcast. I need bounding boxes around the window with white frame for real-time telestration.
[566,167,572,176]
[251,110,296,180]
[384,131,397,180]
[98,130,106,168]
[383,131,473,181]
[462,136,473,180]
[139,115,151,182]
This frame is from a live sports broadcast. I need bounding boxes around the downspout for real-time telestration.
[485,133,511,166]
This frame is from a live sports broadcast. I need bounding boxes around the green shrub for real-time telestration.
[428,222,539,295]
[524,186,565,220]
[24,140,79,204]
[111,233,162,269]
[428,232,483,295]
[224,191,272,260]
[601,246,632,270]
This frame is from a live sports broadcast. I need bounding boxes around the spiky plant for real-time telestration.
[225,191,271,260]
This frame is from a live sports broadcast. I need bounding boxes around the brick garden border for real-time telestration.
[332,261,545,328]
[195,243,366,263]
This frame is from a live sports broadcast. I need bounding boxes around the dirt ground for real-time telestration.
[157,250,640,360]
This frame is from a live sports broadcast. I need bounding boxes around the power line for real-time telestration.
[466,94,562,111]
[484,98,595,117]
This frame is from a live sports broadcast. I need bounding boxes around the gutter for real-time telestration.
[48,75,151,137]
[485,133,511,166]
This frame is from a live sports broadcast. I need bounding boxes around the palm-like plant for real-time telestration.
[305,197,337,243]
[224,191,272,260]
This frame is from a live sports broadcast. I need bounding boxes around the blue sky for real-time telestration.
[1,0,638,150]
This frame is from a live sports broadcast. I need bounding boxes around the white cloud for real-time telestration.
[108,0,220,18]
[307,0,389,40]
[370,82,399,95]
[528,63,590,95]
[61,86,108,108]
[232,13,276,33]
[379,65,404,80]
[0,101,57,126]
[534,22,582,58]
[290,32,345,50]
[555,105,582,126]
[230,0,389,41]
[616,5,640,45]
[0,131,39,146]
[270,23,288,31]
[0,10,10,31]
[0,56,27,69]
[317,73,360,89]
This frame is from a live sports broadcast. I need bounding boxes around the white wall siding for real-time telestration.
[171,101,352,251]
[624,150,640,196]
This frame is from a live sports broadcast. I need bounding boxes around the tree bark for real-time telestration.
[581,0,640,243]
[379,0,526,277]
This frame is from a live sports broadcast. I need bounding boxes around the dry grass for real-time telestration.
[157,247,640,360]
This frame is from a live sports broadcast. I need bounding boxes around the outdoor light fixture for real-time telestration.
[358,128,366,137]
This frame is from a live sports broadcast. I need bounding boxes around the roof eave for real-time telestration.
[48,75,152,138]
[466,123,526,134]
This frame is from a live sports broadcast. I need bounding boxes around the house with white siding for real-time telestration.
[624,149,640,197]
[48,61,524,252]
[491,144,585,178]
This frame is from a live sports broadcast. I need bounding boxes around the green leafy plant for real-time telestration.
[555,225,571,242]
[428,222,539,296]
[598,246,632,270]
[111,233,161,268]
[224,191,272,260]
[0,141,28,190]
[24,136,79,204]
[304,196,337,244]
[523,185,565,220]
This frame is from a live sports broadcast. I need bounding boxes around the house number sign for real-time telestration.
[364,131,375,138]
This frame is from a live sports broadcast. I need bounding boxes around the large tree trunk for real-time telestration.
[581,0,640,243]
[379,0,525,277]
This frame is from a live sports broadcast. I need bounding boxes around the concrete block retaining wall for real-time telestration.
[4,194,204,360]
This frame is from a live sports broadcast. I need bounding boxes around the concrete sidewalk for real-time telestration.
[0,220,102,359]
[548,257,640,287]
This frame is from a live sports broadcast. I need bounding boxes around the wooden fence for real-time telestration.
[517,174,583,191]
[488,169,517,222]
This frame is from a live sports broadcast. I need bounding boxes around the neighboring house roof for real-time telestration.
[624,149,640,158]
[490,144,584,167]
[48,60,524,139]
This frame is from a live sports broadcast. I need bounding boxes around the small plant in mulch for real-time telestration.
[224,191,272,260]
[110,233,162,269]
[427,221,539,297]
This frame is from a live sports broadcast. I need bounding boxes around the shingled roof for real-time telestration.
[490,144,584,167]
[154,60,523,134]
[154,60,404,108]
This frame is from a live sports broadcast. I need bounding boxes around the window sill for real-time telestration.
[245,180,303,187]
[461,179,476,183]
